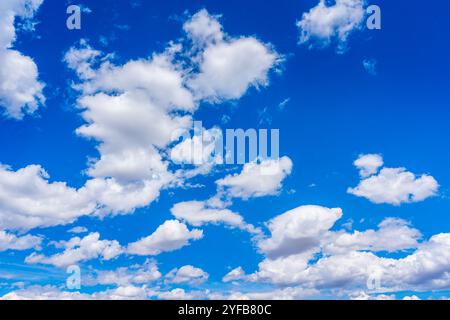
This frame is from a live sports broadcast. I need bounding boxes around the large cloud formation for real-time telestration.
[0,9,280,234]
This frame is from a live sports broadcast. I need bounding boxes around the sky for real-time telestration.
[0,0,449,300]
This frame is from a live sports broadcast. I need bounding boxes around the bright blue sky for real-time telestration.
[0,0,450,300]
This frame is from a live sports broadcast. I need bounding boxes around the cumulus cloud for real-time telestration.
[323,218,421,255]
[25,233,122,268]
[127,220,203,256]
[94,260,161,286]
[171,200,260,234]
[0,285,150,300]
[0,0,45,119]
[225,287,319,300]
[216,157,293,199]
[0,9,282,232]
[297,0,366,52]
[257,205,343,259]
[223,267,248,283]
[0,164,95,231]
[233,204,450,296]
[0,231,42,252]
[186,10,279,101]
[183,9,223,47]
[354,153,383,178]
[165,265,209,285]
[348,154,439,205]
[68,226,88,234]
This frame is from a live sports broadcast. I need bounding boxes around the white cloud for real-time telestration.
[257,205,343,259]
[0,0,45,119]
[0,164,95,231]
[0,231,42,252]
[63,39,101,80]
[186,10,279,101]
[242,204,450,295]
[348,155,439,205]
[216,157,293,199]
[0,9,282,232]
[94,260,161,286]
[226,287,319,300]
[353,153,383,177]
[171,200,260,234]
[165,265,209,285]
[155,288,203,300]
[183,9,223,48]
[323,218,421,255]
[127,220,203,256]
[297,0,366,52]
[25,232,122,268]
[0,285,149,300]
[223,267,247,283]
[68,226,88,234]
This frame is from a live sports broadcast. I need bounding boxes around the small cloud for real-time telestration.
[363,58,377,75]
[278,98,290,110]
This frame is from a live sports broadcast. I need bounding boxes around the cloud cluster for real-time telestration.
[224,204,450,296]
[0,9,280,234]
[0,231,42,252]
[25,232,122,268]
[0,164,95,231]
[348,154,439,205]
[94,260,162,286]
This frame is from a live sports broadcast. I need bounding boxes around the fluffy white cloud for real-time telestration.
[297,0,366,52]
[63,44,189,218]
[186,10,279,101]
[0,0,44,119]
[127,220,203,256]
[25,232,122,268]
[0,285,150,300]
[183,9,223,47]
[323,218,421,255]
[171,200,260,234]
[94,260,161,286]
[63,40,101,80]
[0,231,42,252]
[216,157,293,199]
[257,205,343,259]
[165,265,209,285]
[226,287,319,300]
[68,226,88,234]
[241,204,450,295]
[155,288,204,300]
[0,9,282,232]
[223,267,247,283]
[348,155,439,205]
[354,153,383,177]
[0,164,95,231]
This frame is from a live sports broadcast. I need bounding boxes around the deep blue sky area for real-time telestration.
[0,1,449,300]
